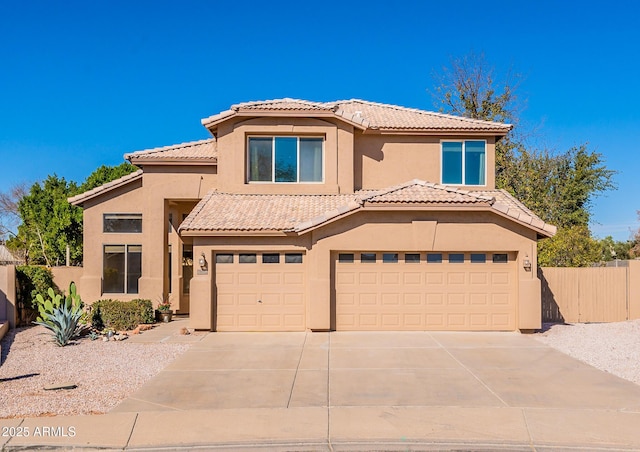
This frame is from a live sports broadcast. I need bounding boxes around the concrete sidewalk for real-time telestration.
[3,406,640,450]
[3,323,640,450]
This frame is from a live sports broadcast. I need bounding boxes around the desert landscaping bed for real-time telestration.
[0,325,189,418]
[532,319,640,385]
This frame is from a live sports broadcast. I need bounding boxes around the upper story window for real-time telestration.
[103,213,142,233]
[441,140,486,186]
[248,137,323,183]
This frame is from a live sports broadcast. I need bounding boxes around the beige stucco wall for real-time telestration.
[51,266,84,295]
[79,166,217,310]
[216,117,356,194]
[0,265,16,328]
[188,209,541,332]
[354,134,496,190]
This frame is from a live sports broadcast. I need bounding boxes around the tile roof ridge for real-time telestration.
[231,98,337,111]
[68,169,143,205]
[363,179,494,203]
[207,191,358,199]
[336,99,512,128]
[362,179,427,201]
[124,138,216,158]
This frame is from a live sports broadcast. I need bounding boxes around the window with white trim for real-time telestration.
[248,137,323,183]
[441,140,486,185]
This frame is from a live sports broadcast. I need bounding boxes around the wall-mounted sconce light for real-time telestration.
[198,252,207,270]
[523,254,532,271]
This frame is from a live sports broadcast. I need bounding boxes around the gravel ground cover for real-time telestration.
[0,325,189,418]
[533,319,640,385]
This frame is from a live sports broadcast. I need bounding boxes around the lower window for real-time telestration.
[103,245,142,294]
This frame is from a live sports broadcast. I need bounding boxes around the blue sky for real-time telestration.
[1,0,638,240]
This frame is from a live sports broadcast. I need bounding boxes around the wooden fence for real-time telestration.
[540,260,640,323]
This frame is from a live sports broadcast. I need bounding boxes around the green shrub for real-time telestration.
[15,266,59,325]
[33,282,86,347]
[91,299,154,331]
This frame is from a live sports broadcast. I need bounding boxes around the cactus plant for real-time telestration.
[33,282,87,346]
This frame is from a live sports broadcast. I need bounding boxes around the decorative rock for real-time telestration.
[179,327,190,335]
[102,337,109,342]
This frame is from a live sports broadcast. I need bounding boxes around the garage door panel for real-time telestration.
[238,273,257,284]
[284,272,304,285]
[426,293,444,305]
[491,272,510,285]
[260,273,281,284]
[470,272,488,285]
[359,293,378,305]
[470,293,488,305]
[381,272,400,284]
[215,252,306,332]
[447,293,466,305]
[403,293,422,305]
[447,272,466,285]
[403,272,422,284]
[335,251,516,331]
[381,293,400,305]
[359,272,377,284]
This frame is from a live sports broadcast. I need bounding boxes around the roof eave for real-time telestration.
[127,158,217,166]
[179,229,291,237]
[68,171,143,207]
[367,128,512,136]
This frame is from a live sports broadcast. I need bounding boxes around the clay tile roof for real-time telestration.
[179,191,362,233]
[124,138,217,163]
[335,99,511,132]
[231,98,337,112]
[201,98,511,134]
[179,180,555,237]
[477,189,558,236]
[364,179,495,204]
[68,170,143,206]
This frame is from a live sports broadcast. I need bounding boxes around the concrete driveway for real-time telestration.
[101,321,640,450]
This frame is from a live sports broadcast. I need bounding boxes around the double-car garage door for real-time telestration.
[335,251,517,331]
[213,250,517,332]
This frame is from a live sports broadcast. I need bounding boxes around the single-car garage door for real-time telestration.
[214,252,306,331]
[335,251,517,331]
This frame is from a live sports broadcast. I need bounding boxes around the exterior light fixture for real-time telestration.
[198,252,207,270]
[523,255,532,271]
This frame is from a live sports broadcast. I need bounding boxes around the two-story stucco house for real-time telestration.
[69,98,555,332]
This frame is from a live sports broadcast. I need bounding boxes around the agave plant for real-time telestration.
[33,282,86,346]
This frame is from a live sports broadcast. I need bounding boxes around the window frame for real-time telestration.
[102,244,142,294]
[440,139,487,186]
[246,136,324,184]
[103,213,142,233]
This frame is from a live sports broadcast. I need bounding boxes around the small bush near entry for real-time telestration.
[91,299,154,331]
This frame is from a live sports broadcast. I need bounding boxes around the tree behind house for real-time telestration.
[430,53,617,266]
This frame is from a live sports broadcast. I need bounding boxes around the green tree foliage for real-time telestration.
[78,162,137,193]
[6,163,138,266]
[596,235,635,261]
[8,176,82,266]
[431,53,617,266]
